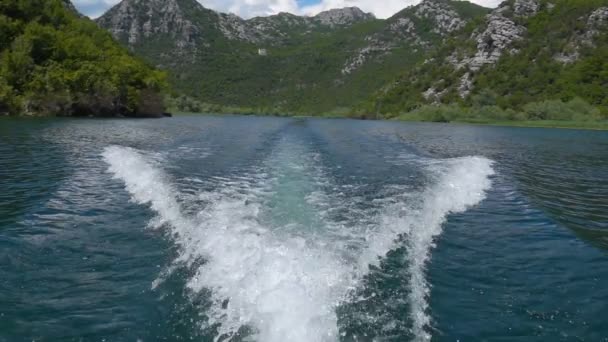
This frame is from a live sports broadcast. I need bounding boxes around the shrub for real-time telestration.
[469,105,510,120]
[523,97,602,121]
[0,0,167,116]
[397,104,468,122]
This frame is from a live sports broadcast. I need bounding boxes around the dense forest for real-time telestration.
[0,0,167,117]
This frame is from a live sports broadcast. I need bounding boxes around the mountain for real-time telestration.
[369,0,608,119]
[96,0,608,121]
[96,0,489,114]
[0,0,167,117]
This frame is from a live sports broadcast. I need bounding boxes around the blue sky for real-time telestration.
[298,0,321,5]
[73,0,500,19]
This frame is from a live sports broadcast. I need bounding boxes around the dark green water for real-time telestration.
[1,116,607,342]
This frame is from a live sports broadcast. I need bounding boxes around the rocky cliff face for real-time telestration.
[216,7,375,45]
[449,0,539,73]
[372,0,608,113]
[98,0,375,47]
[414,0,466,35]
[554,6,608,63]
[314,7,376,27]
[96,0,201,50]
[513,0,540,17]
[449,0,608,98]
[440,0,541,98]
[341,0,485,75]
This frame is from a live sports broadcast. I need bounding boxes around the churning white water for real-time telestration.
[102,142,494,342]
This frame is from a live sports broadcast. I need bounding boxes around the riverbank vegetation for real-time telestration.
[390,100,608,130]
[0,0,167,117]
[168,93,608,130]
[391,97,605,121]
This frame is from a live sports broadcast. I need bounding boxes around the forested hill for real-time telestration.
[367,0,608,121]
[96,0,489,114]
[0,0,167,117]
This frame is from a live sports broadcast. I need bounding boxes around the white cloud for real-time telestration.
[74,0,503,20]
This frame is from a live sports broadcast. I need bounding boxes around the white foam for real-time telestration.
[103,145,494,342]
[359,156,494,340]
[102,146,186,231]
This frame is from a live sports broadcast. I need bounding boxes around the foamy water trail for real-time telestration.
[103,144,494,342]
[365,157,495,341]
[103,145,353,342]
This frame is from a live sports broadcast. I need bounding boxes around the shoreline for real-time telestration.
[444,119,608,131]
[4,112,607,131]
[171,112,608,131]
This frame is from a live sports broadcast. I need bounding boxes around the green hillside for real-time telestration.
[0,0,167,117]
[368,0,608,123]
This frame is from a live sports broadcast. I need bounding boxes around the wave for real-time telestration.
[360,157,495,340]
[102,144,494,342]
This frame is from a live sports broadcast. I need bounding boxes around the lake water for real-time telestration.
[1,116,607,342]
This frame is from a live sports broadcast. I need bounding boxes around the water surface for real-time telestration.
[1,116,607,341]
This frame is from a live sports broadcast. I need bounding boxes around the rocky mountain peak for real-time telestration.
[313,7,375,26]
[413,0,466,35]
[96,0,201,48]
[216,6,375,44]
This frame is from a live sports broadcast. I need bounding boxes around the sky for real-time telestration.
[73,0,503,19]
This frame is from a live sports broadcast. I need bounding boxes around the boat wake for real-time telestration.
[102,142,494,342]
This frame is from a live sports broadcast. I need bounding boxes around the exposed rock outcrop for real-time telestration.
[314,7,375,27]
[342,0,475,75]
[415,0,466,35]
[218,7,375,44]
[96,0,200,50]
[234,12,310,43]
[218,13,261,43]
[341,41,393,75]
[443,0,540,97]
[585,7,608,41]
[458,72,473,99]
[513,0,540,18]
[554,7,608,63]
[422,86,447,103]
[467,9,526,71]
[448,0,542,73]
